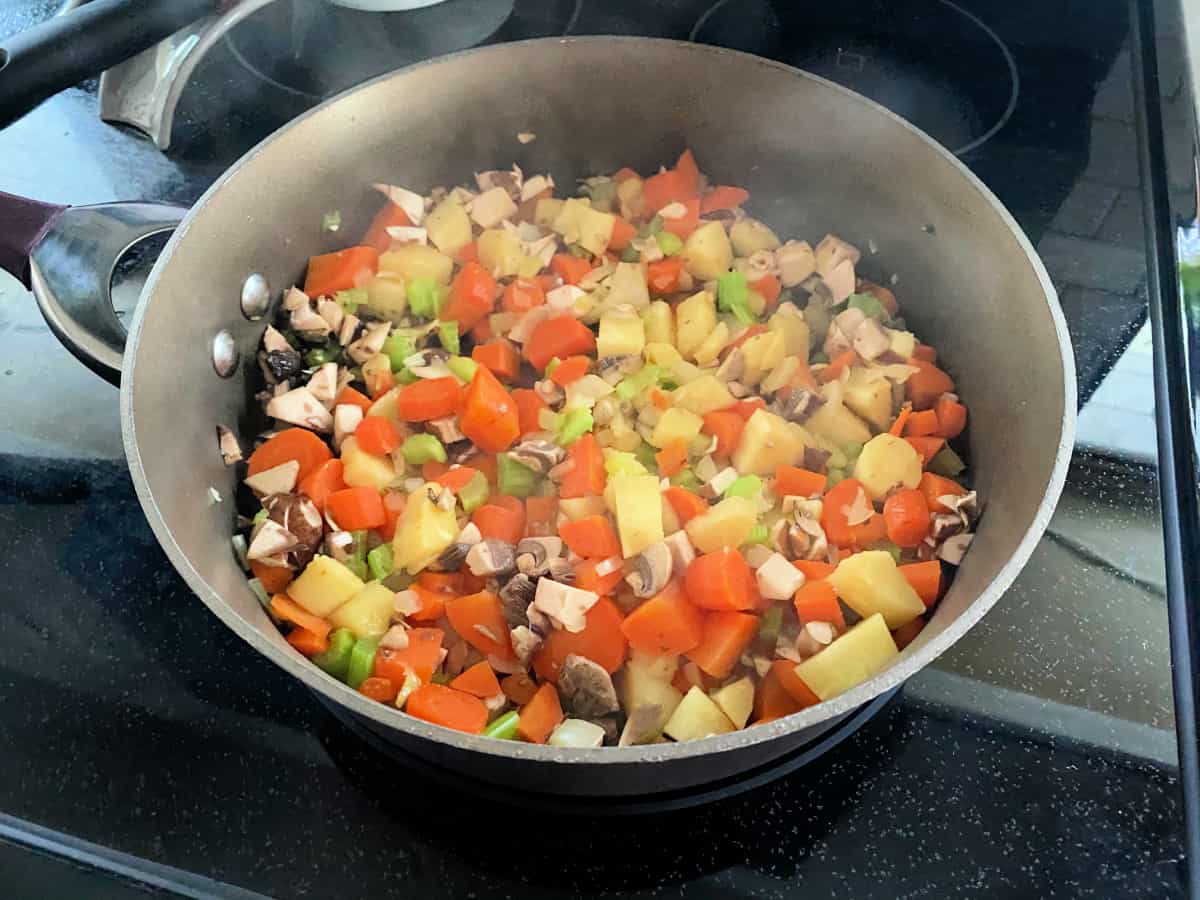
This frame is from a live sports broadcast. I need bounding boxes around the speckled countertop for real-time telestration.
[0,0,1189,896]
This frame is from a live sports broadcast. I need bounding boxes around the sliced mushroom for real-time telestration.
[940,490,979,528]
[247,519,299,561]
[289,302,331,336]
[596,355,641,384]
[338,313,362,348]
[267,387,333,432]
[515,537,564,576]
[333,404,363,450]
[470,186,518,229]
[265,493,323,567]
[795,621,837,658]
[263,348,303,383]
[428,416,466,445]
[372,183,425,225]
[663,530,696,579]
[619,704,665,747]
[465,539,516,577]
[930,513,965,541]
[558,654,619,718]
[347,321,391,365]
[801,445,832,471]
[217,425,243,466]
[325,530,356,563]
[499,573,536,627]
[531,577,598,633]
[283,286,310,311]
[244,460,300,496]
[938,533,973,565]
[510,439,565,475]
[775,240,817,288]
[509,624,542,665]
[715,348,745,383]
[625,542,672,598]
[307,362,339,409]
[316,297,344,332]
[852,317,891,361]
[755,552,806,601]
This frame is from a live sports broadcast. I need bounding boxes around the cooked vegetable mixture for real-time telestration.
[226,150,978,747]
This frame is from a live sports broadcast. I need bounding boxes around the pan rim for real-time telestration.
[120,35,1076,767]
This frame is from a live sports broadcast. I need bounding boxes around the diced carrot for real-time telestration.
[775,464,826,498]
[789,358,820,393]
[889,403,913,437]
[286,626,329,657]
[472,502,525,546]
[373,628,444,683]
[612,167,639,183]
[532,596,626,682]
[358,676,398,703]
[646,256,685,294]
[821,478,887,549]
[303,246,378,297]
[250,560,293,595]
[460,364,520,453]
[727,324,768,354]
[551,253,594,286]
[663,486,709,525]
[502,277,547,313]
[793,580,845,631]
[441,261,499,332]
[550,354,590,386]
[517,683,564,744]
[416,571,465,595]
[354,416,403,455]
[333,386,373,414]
[674,149,700,193]
[445,591,514,661]
[687,610,758,679]
[912,344,938,364]
[700,185,750,214]
[934,395,968,439]
[434,466,481,493]
[900,561,942,608]
[818,350,859,384]
[772,659,821,709]
[298,458,345,515]
[701,410,745,459]
[247,428,333,483]
[558,433,606,498]
[792,559,835,580]
[906,436,946,468]
[270,594,331,640]
[471,317,495,343]
[559,515,622,558]
[378,490,406,541]
[655,439,689,478]
[919,472,966,513]
[621,580,704,656]
[512,388,547,437]
[685,548,759,611]
[750,273,781,307]
[395,377,465,422]
[454,241,479,264]
[754,664,804,723]
[892,618,925,650]
[525,495,559,537]
[525,316,597,371]
[450,660,503,699]
[661,196,701,239]
[609,218,637,251]
[573,558,625,596]
[906,359,955,410]
[642,169,697,215]
[471,453,499,488]
[472,339,521,382]
[883,489,931,548]
[651,389,671,410]
[732,397,767,420]
[501,672,539,705]
[407,684,488,733]
[366,366,395,401]
[422,460,449,481]
[904,409,941,437]
[363,203,413,254]
[326,486,386,531]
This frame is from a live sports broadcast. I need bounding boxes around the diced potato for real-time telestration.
[534,197,565,226]
[685,496,757,553]
[828,550,925,629]
[392,483,459,574]
[650,407,704,449]
[672,374,735,416]
[559,495,608,521]
[642,301,675,345]
[598,306,646,358]
[661,496,681,534]
[853,433,922,501]
[576,206,618,256]
[424,197,472,255]
[806,388,873,446]
[629,649,680,681]
[477,228,524,278]
[644,341,682,368]
[675,290,717,360]
[367,386,400,421]
[608,262,651,311]
[328,582,395,638]
[683,221,734,282]
[287,555,364,617]
[888,328,917,359]
[740,330,786,387]
[760,357,800,395]
[340,436,396,490]
[670,359,705,385]
[731,409,808,476]
[768,305,811,360]
[617,659,683,740]
[364,275,407,320]
[550,197,593,245]
[793,613,899,700]
[613,473,664,558]
[379,244,453,285]
[730,217,782,256]
[710,676,755,728]
[516,254,546,278]
[843,369,894,432]
[663,686,736,741]
[692,321,731,367]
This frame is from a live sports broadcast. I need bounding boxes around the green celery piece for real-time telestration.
[804,304,832,348]
[498,453,541,498]
[457,470,490,513]
[825,468,846,490]
[321,210,342,233]
[614,364,661,401]
[397,368,420,385]
[367,544,394,581]
[545,357,562,378]
[382,329,420,372]
[583,178,617,209]
[344,557,368,581]
[438,320,460,356]
[566,243,590,259]
[620,246,641,263]
[446,356,478,383]
[847,293,884,318]
[670,469,703,492]
[743,522,770,546]
[869,541,902,564]
[314,628,356,680]
[827,447,848,470]
[634,441,659,474]
[252,508,268,525]
[655,231,684,256]
[724,474,763,500]
[407,278,445,320]
[637,215,664,238]
[247,578,271,610]
[304,345,340,368]
[841,441,864,461]
[605,450,647,477]
[483,709,521,740]
[717,270,748,313]
[346,636,380,689]
[757,606,783,645]
[555,408,594,446]
[335,288,367,315]
[929,446,967,478]
[402,434,447,465]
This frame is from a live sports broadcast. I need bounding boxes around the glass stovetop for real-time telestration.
[0,0,1187,896]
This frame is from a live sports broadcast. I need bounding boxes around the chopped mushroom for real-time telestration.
[244,460,300,496]
[307,362,339,409]
[476,165,522,197]
[289,301,331,336]
[930,513,965,541]
[755,552,806,600]
[264,493,323,567]
[283,286,310,311]
[268,387,333,432]
[379,624,409,650]
[557,654,619,717]
[619,704,664,747]
[217,425,243,466]
[262,325,293,354]
[802,445,832,471]
[469,186,518,229]
[333,404,363,450]
[346,321,391,364]
[385,226,428,245]
[431,542,472,572]
[775,240,817,287]
[427,416,466,444]
[262,349,302,383]
[531,578,599,633]
[247,519,299,561]
[663,530,696,578]
[404,349,454,380]
[325,530,356,563]
[852,318,891,361]
[509,624,541,665]
[499,574,536,627]
[465,539,516,577]
[699,466,739,499]
[795,621,837,658]
[510,439,565,474]
[743,543,775,569]
[520,173,553,201]
[715,348,745,383]
[372,183,426,226]
[515,537,564,576]
[316,298,344,332]
[939,533,974,565]
[625,542,672,598]
[338,313,362,348]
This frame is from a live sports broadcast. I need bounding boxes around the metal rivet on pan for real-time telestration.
[212,330,239,377]
[240,273,271,320]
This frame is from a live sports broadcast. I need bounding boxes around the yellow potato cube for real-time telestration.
[642,301,675,345]
[671,374,736,416]
[328,582,396,638]
[424,197,473,255]
[287,555,364,617]
[340,436,396,490]
[853,433,923,501]
[675,290,717,359]
[663,686,736,741]
[793,613,899,701]
[364,275,407,320]
[598,306,646,358]
[730,217,782,256]
[685,497,757,553]
[392,484,459,574]
[683,221,734,281]
[731,409,808,476]
[613,473,664,558]
[710,677,755,728]
[477,228,524,278]
[379,244,453,285]
[827,550,925,629]
[650,407,704,449]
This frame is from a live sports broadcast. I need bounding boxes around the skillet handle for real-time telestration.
[0,191,186,386]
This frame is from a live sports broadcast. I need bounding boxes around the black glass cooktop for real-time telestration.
[0,0,1186,896]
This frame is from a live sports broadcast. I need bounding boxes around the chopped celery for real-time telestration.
[869,541,902,564]
[252,508,268,525]
[344,556,368,581]
[335,288,367,315]
[402,434,447,465]
[382,571,415,592]
[605,449,647,477]
[566,242,590,259]
[929,446,966,478]
[247,578,271,610]
[827,447,848,470]
[382,329,420,372]
[826,468,846,489]
[407,278,446,320]
[758,606,783,645]
[718,271,756,325]
[670,469,703,492]
[724,474,763,500]
[620,246,641,263]
[397,368,420,385]
[804,304,832,346]
[545,356,562,379]
[314,628,356,680]
[842,441,864,463]
[847,293,884,318]
[555,408,594,446]
[498,453,541,498]
[634,441,659,474]
[483,709,521,740]
[655,231,684,256]
[638,215,664,237]
[438,320,460,356]
[582,178,617,209]
[346,636,380,689]
[350,531,369,569]
[743,522,770,546]
[614,364,661,401]
[321,210,342,233]
[304,345,340,367]
[457,470,490,513]
[367,544,394,581]
[447,355,478,383]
